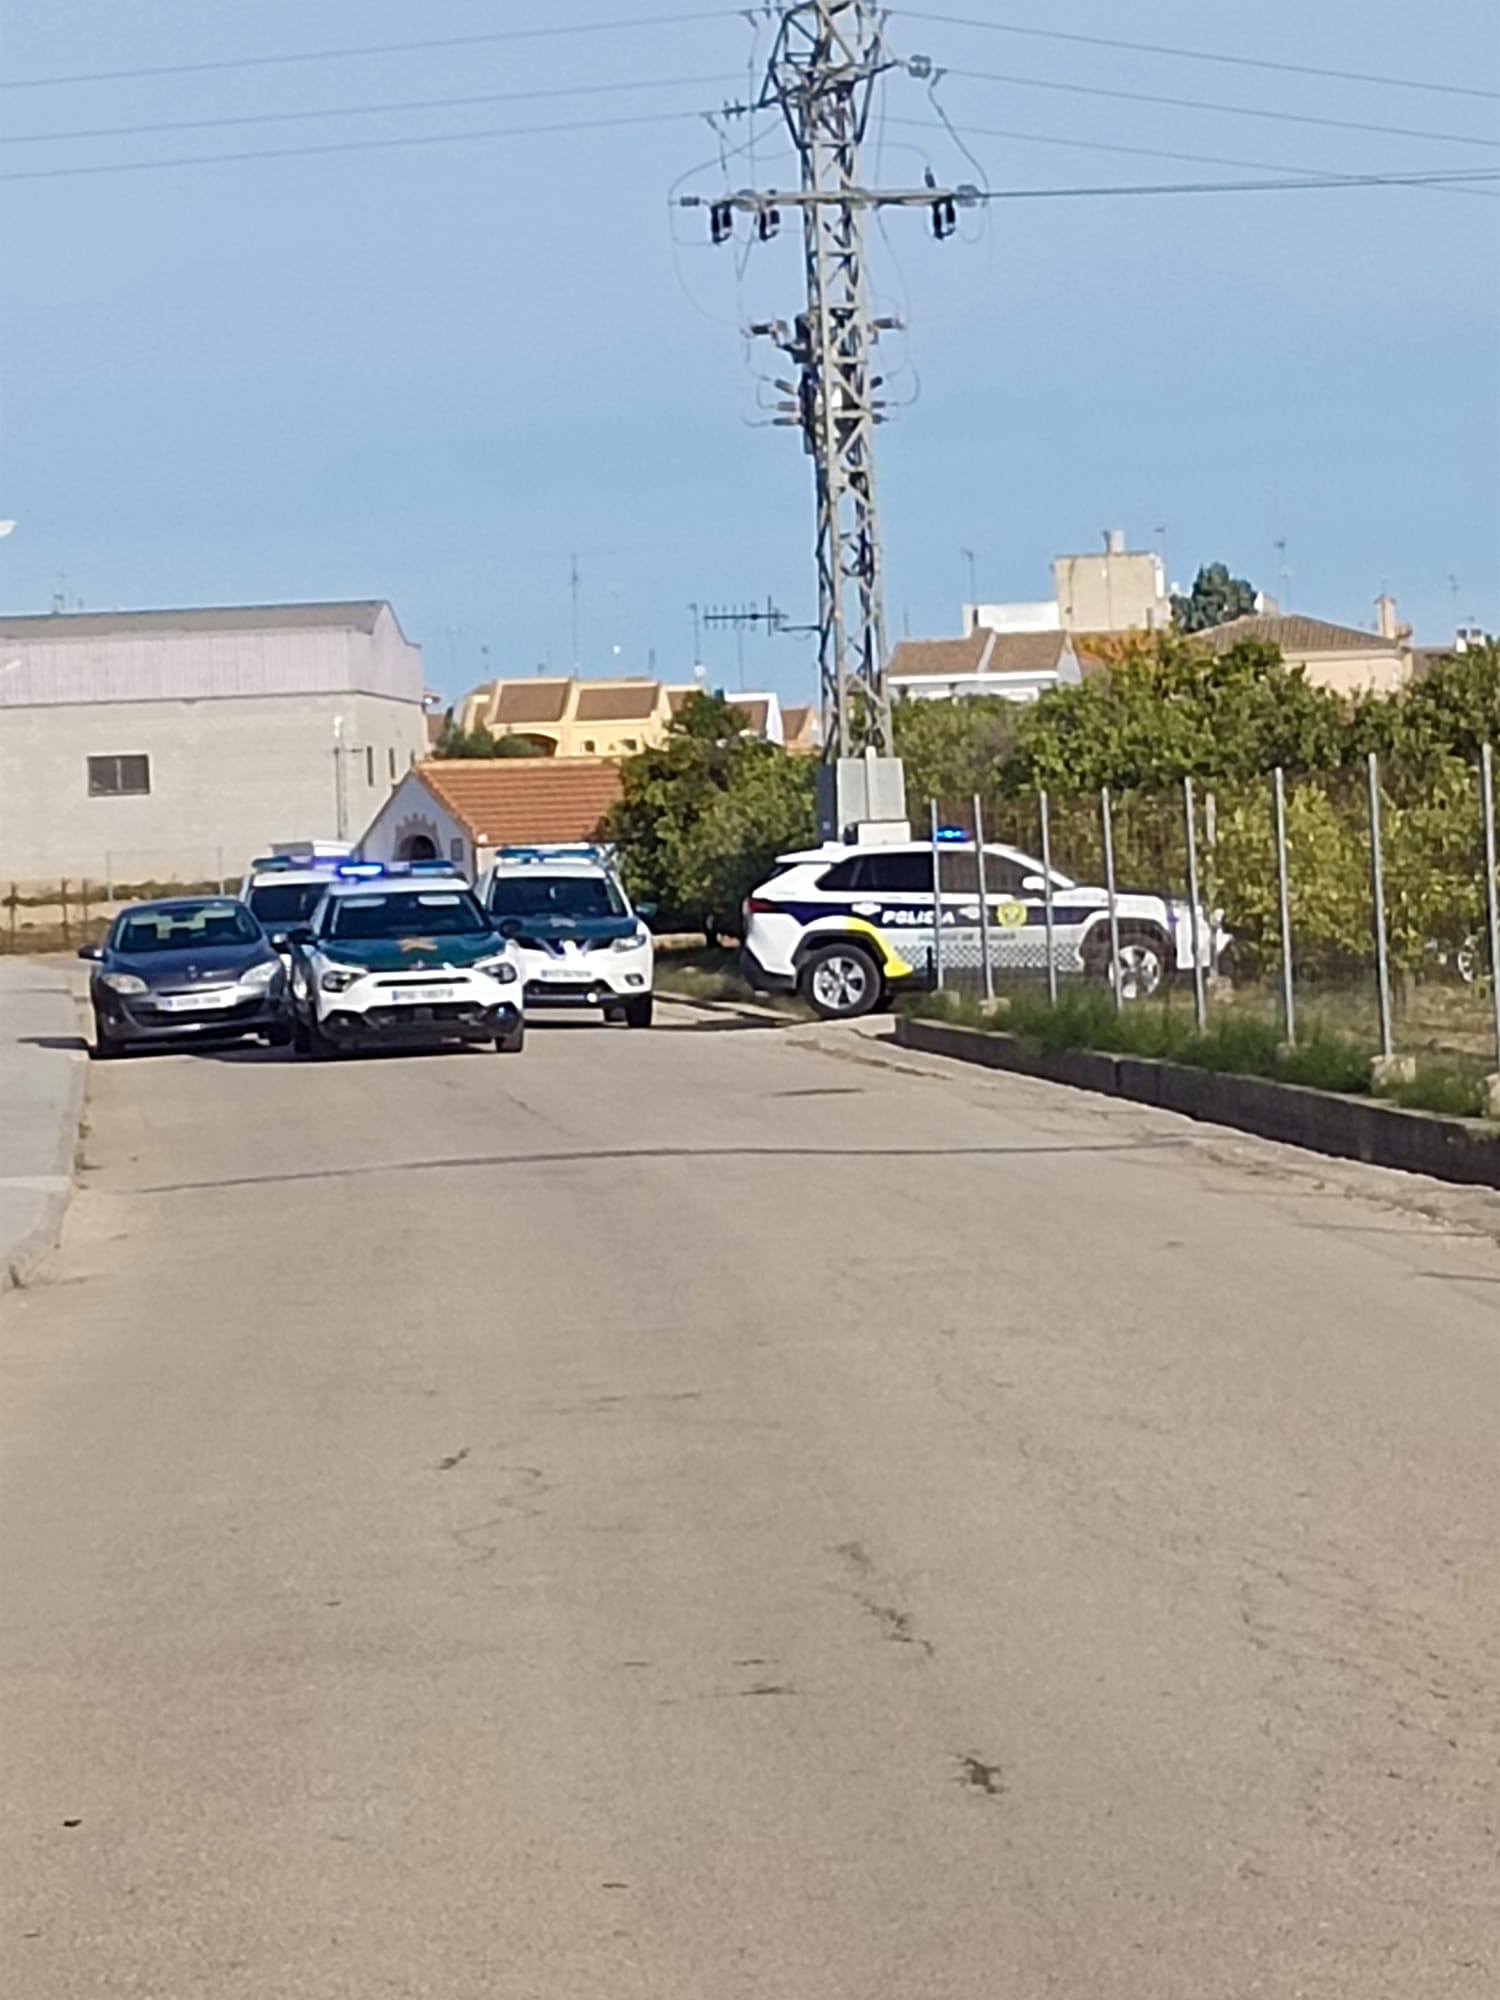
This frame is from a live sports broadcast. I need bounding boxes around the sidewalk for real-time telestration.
[0,958,88,1290]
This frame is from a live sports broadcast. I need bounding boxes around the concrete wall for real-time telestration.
[0,691,425,886]
[1294,649,1412,698]
[1052,550,1169,633]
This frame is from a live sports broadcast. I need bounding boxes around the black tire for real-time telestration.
[1082,925,1173,1003]
[495,1018,526,1055]
[264,1023,293,1049]
[798,941,883,1021]
[624,994,654,1029]
[602,1004,626,1025]
[91,1009,122,1060]
[292,1014,312,1056]
[307,1015,337,1061]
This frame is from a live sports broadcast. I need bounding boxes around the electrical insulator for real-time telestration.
[710,201,734,245]
[757,206,781,243]
[931,197,957,241]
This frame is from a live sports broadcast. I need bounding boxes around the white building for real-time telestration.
[0,601,426,888]
[888,629,1085,704]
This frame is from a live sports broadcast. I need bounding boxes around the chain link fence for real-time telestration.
[929,746,1500,1080]
[2,849,234,954]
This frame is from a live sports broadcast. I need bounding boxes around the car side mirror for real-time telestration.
[1021,875,1047,894]
[77,944,102,962]
[497,916,523,941]
[268,931,289,949]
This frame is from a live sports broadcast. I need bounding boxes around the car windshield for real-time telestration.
[247,881,328,925]
[114,902,262,954]
[489,874,626,919]
[326,890,490,940]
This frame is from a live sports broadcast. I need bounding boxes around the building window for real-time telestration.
[582,739,596,753]
[88,754,151,797]
[388,747,396,781]
[622,738,637,751]
[365,745,375,787]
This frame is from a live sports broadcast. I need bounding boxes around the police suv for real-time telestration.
[742,833,1222,1021]
[240,845,357,949]
[476,845,655,1028]
[286,868,525,1057]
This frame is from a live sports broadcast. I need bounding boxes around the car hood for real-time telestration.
[107,942,275,985]
[501,913,639,944]
[319,934,508,972]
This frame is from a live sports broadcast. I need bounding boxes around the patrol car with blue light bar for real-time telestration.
[285,874,524,1057]
[240,851,466,949]
[741,834,1225,1020]
[475,845,655,1028]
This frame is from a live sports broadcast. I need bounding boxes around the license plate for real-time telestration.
[387,985,457,1005]
[157,989,239,1012]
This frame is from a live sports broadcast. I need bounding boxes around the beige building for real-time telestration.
[966,529,1171,639]
[457,675,809,756]
[1193,613,1413,696]
[0,601,426,887]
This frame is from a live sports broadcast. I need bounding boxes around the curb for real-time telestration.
[0,968,89,1293]
[896,1016,1500,1191]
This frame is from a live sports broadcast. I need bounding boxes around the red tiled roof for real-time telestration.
[417,758,622,845]
[1194,615,1404,656]
[887,632,992,679]
[889,629,1069,681]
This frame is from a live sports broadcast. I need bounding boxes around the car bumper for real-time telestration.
[319,999,521,1044]
[740,944,796,995]
[97,993,289,1041]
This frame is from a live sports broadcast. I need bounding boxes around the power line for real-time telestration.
[886,115,1500,199]
[0,108,709,184]
[941,66,1500,153]
[5,72,741,147]
[966,167,1500,201]
[894,10,1500,104]
[0,9,736,90]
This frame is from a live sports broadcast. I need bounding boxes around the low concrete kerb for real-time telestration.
[0,960,89,1293]
[896,1015,1500,1192]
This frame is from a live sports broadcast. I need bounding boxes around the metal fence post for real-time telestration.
[1039,789,1058,1005]
[1101,786,1123,1011]
[1272,767,1296,1045]
[1482,743,1500,1073]
[1366,749,1394,1060]
[928,798,945,993]
[1182,775,1208,1033]
[972,794,994,1004]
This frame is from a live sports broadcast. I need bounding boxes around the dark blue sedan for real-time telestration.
[81,897,291,1058]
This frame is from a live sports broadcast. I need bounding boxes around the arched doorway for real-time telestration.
[397,831,439,861]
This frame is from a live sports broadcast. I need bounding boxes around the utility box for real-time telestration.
[816,756,909,844]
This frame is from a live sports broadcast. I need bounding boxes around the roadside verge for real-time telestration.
[896,1015,1500,1191]
[0,959,88,1290]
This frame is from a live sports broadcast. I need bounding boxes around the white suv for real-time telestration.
[742,836,1223,1021]
[476,847,654,1028]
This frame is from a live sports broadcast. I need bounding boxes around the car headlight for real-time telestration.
[240,959,280,989]
[320,966,361,993]
[476,956,519,984]
[612,927,650,953]
[101,972,148,995]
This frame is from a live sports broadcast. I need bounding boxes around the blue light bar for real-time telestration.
[934,827,970,843]
[336,861,386,878]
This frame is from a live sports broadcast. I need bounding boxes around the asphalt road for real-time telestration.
[3,1006,1498,1998]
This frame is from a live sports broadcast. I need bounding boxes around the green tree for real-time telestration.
[432,716,550,758]
[1171,561,1259,634]
[996,634,1348,795]
[600,691,816,938]
[892,694,1021,804]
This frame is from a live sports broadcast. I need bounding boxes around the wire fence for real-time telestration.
[2,850,234,954]
[928,745,1500,1079]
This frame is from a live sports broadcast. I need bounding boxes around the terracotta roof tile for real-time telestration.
[491,679,573,725]
[983,631,1069,675]
[418,758,622,846]
[889,629,1068,681]
[575,682,660,722]
[888,632,993,679]
[1195,614,1404,656]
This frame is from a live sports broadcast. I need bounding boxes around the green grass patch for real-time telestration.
[909,984,1492,1118]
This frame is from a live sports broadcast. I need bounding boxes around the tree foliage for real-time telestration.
[432,718,549,759]
[892,694,1021,804]
[1171,561,1259,633]
[599,692,816,937]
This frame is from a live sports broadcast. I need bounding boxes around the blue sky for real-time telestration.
[2,1,1497,706]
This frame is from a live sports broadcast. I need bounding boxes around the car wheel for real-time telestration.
[307,1016,337,1061]
[264,1023,293,1049]
[624,994,654,1029]
[1083,926,1171,1002]
[495,1019,526,1055]
[799,941,882,1021]
[292,1014,312,1056]
[91,1009,122,1059]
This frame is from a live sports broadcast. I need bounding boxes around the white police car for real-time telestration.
[475,845,655,1028]
[742,834,1223,1021]
[240,850,354,949]
[287,869,524,1057]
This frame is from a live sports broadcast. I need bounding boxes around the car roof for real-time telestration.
[117,895,249,914]
[245,868,336,886]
